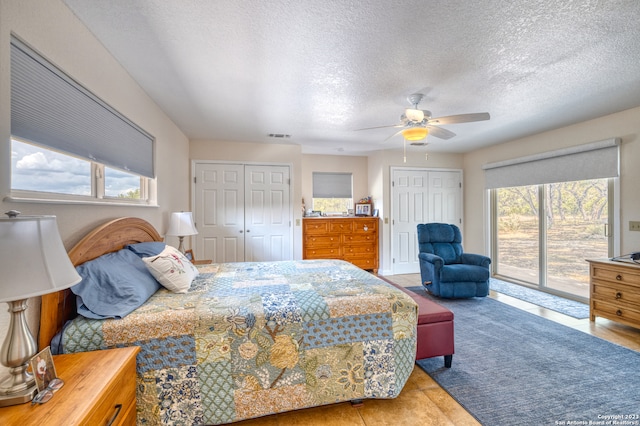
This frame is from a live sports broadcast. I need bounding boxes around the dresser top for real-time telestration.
[587,258,640,269]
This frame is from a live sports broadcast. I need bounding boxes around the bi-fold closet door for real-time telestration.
[193,162,292,263]
[391,168,462,274]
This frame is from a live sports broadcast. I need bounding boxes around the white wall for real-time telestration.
[463,106,640,256]
[0,0,189,377]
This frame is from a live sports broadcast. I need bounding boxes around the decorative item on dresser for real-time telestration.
[303,217,379,272]
[587,258,640,329]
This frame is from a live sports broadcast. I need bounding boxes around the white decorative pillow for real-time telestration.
[143,245,199,293]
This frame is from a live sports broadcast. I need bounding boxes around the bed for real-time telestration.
[40,217,418,425]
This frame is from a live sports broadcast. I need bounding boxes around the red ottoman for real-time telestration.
[389,282,454,368]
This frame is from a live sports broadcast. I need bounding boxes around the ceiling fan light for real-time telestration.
[402,127,428,141]
[405,108,424,122]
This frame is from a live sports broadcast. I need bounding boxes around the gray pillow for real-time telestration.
[72,249,161,319]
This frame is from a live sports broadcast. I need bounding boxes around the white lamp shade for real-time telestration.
[166,212,198,237]
[0,215,81,302]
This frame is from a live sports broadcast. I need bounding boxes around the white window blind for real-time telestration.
[10,36,155,178]
[482,138,620,189]
[312,172,353,198]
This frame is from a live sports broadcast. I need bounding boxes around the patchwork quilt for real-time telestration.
[59,259,418,425]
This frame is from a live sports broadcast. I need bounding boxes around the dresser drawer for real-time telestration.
[592,299,640,324]
[303,220,330,234]
[353,219,377,233]
[350,257,378,270]
[591,265,640,287]
[343,234,377,244]
[305,247,342,258]
[343,243,376,257]
[592,281,640,307]
[305,235,341,246]
[330,220,353,233]
[85,350,137,426]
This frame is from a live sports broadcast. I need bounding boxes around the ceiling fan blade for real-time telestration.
[426,125,456,140]
[428,112,490,125]
[383,129,405,142]
[354,123,404,131]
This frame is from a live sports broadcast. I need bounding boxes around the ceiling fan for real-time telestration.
[357,93,490,142]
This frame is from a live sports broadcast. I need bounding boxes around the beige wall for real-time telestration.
[190,140,303,257]
[301,154,369,210]
[0,0,189,375]
[463,106,640,257]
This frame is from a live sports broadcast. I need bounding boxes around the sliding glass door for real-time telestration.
[493,178,611,302]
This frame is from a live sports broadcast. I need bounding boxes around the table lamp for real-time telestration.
[0,211,81,406]
[165,211,198,254]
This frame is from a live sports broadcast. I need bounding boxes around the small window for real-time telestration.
[11,139,91,196]
[105,167,142,199]
[312,172,353,214]
[11,138,150,204]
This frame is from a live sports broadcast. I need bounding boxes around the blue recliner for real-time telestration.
[417,223,491,298]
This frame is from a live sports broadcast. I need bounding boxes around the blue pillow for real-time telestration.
[72,249,161,319]
[125,241,166,258]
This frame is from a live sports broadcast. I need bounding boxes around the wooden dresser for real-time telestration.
[588,258,640,329]
[1,347,139,426]
[303,217,379,272]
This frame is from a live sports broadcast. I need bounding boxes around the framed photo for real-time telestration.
[30,346,58,392]
[355,203,372,216]
[372,209,379,217]
[184,249,194,262]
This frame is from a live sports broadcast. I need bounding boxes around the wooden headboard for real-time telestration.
[38,217,163,350]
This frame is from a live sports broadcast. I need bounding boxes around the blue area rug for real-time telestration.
[489,278,589,319]
[407,286,640,426]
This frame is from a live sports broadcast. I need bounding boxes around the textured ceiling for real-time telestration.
[63,0,640,155]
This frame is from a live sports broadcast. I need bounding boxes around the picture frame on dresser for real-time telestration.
[355,203,371,216]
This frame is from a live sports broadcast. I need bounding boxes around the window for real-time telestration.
[493,179,611,301]
[485,139,619,302]
[312,172,353,214]
[11,139,148,203]
[9,35,155,205]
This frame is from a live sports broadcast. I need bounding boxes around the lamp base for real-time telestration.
[0,376,37,407]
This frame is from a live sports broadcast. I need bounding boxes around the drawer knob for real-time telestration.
[364,225,368,231]
[616,274,622,280]
[616,309,623,316]
[616,292,622,299]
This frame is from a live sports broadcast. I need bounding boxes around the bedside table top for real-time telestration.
[0,347,139,425]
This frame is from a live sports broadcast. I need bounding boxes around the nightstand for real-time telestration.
[1,346,139,426]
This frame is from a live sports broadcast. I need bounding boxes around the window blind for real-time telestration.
[482,138,620,189]
[312,172,353,198]
[10,36,155,178]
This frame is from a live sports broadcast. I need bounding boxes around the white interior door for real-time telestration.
[392,169,430,274]
[244,165,291,262]
[429,170,462,227]
[194,163,292,263]
[391,168,462,274]
[194,163,245,263]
